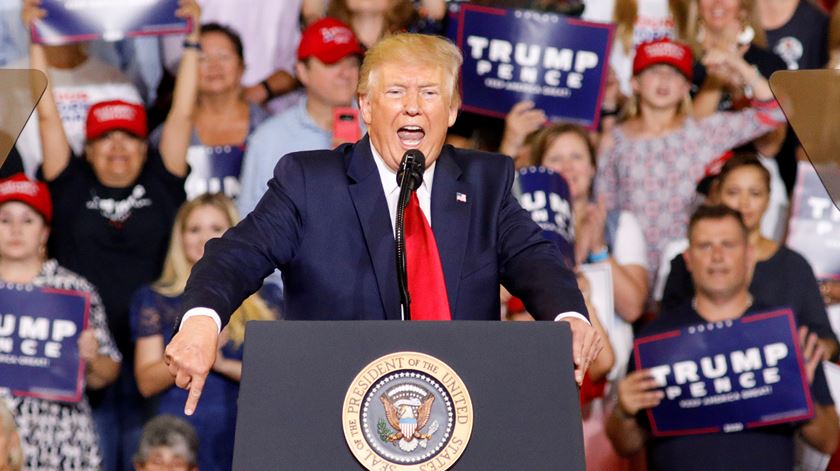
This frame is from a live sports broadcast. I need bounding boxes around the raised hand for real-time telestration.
[498,100,546,158]
[21,0,46,29]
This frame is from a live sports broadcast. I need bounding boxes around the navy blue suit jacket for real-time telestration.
[182,136,587,324]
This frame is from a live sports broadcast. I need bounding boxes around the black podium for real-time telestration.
[232,321,585,470]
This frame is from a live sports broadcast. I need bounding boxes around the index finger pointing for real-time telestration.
[184,374,206,416]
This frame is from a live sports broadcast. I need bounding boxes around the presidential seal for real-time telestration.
[342,352,474,471]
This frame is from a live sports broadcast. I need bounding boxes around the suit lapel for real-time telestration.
[346,136,401,320]
[431,147,471,318]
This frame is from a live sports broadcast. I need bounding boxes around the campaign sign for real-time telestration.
[788,162,840,280]
[0,284,90,402]
[185,144,245,200]
[32,0,190,45]
[634,309,813,437]
[455,4,614,128]
[516,166,574,265]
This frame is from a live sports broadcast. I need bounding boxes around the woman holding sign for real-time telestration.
[131,194,275,471]
[0,174,121,469]
[149,22,269,201]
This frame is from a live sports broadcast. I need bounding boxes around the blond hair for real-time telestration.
[357,33,463,109]
[687,0,767,54]
[614,0,692,54]
[0,402,21,471]
[153,193,274,346]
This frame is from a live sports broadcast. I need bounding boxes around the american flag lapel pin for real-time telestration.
[456,192,467,203]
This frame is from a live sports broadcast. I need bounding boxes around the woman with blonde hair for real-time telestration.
[131,193,275,471]
[596,39,786,279]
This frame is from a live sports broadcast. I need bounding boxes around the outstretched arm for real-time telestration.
[158,0,200,178]
[23,0,71,181]
[165,153,306,414]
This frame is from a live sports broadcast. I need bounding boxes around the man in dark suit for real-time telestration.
[165,33,602,415]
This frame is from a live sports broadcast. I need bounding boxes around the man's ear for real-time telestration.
[683,248,693,274]
[359,93,373,126]
[295,61,308,89]
[138,141,148,165]
[447,99,459,127]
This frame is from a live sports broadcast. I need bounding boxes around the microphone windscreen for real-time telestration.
[396,149,426,189]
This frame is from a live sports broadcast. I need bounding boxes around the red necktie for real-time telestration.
[405,193,451,320]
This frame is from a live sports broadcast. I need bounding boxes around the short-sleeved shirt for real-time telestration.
[42,152,186,356]
[661,246,838,344]
[629,301,833,470]
[130,285,243,471]
[236,97,332,216]
[765,0,829,70]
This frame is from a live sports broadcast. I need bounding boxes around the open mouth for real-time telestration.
[397,125,425,147]
[656,87,671,96]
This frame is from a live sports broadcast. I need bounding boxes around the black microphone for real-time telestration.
[394,149,425,321]
[396,149,425,191]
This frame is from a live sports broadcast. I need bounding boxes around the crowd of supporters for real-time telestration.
[1,0,840,469]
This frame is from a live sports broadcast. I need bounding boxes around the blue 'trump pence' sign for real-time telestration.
[33,0,190,44]
[516,166,574,266]
[456,5,614,128]
[787,162,840,280]
[634,309,813,437]
[0,285,90,402]
[185,144,246,200]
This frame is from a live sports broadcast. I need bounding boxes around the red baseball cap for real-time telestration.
[0,173,52,223]
[633,39,693,80]
[85,100,148,141]
[297,18,364,64]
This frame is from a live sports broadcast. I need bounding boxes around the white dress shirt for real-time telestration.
[182,142,587,331]
[370,142,435,235]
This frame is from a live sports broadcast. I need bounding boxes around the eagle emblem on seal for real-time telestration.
[378,386,438,452]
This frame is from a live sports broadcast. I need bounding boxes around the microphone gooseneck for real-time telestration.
[396,149,425,191]
[395,149,426,321]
